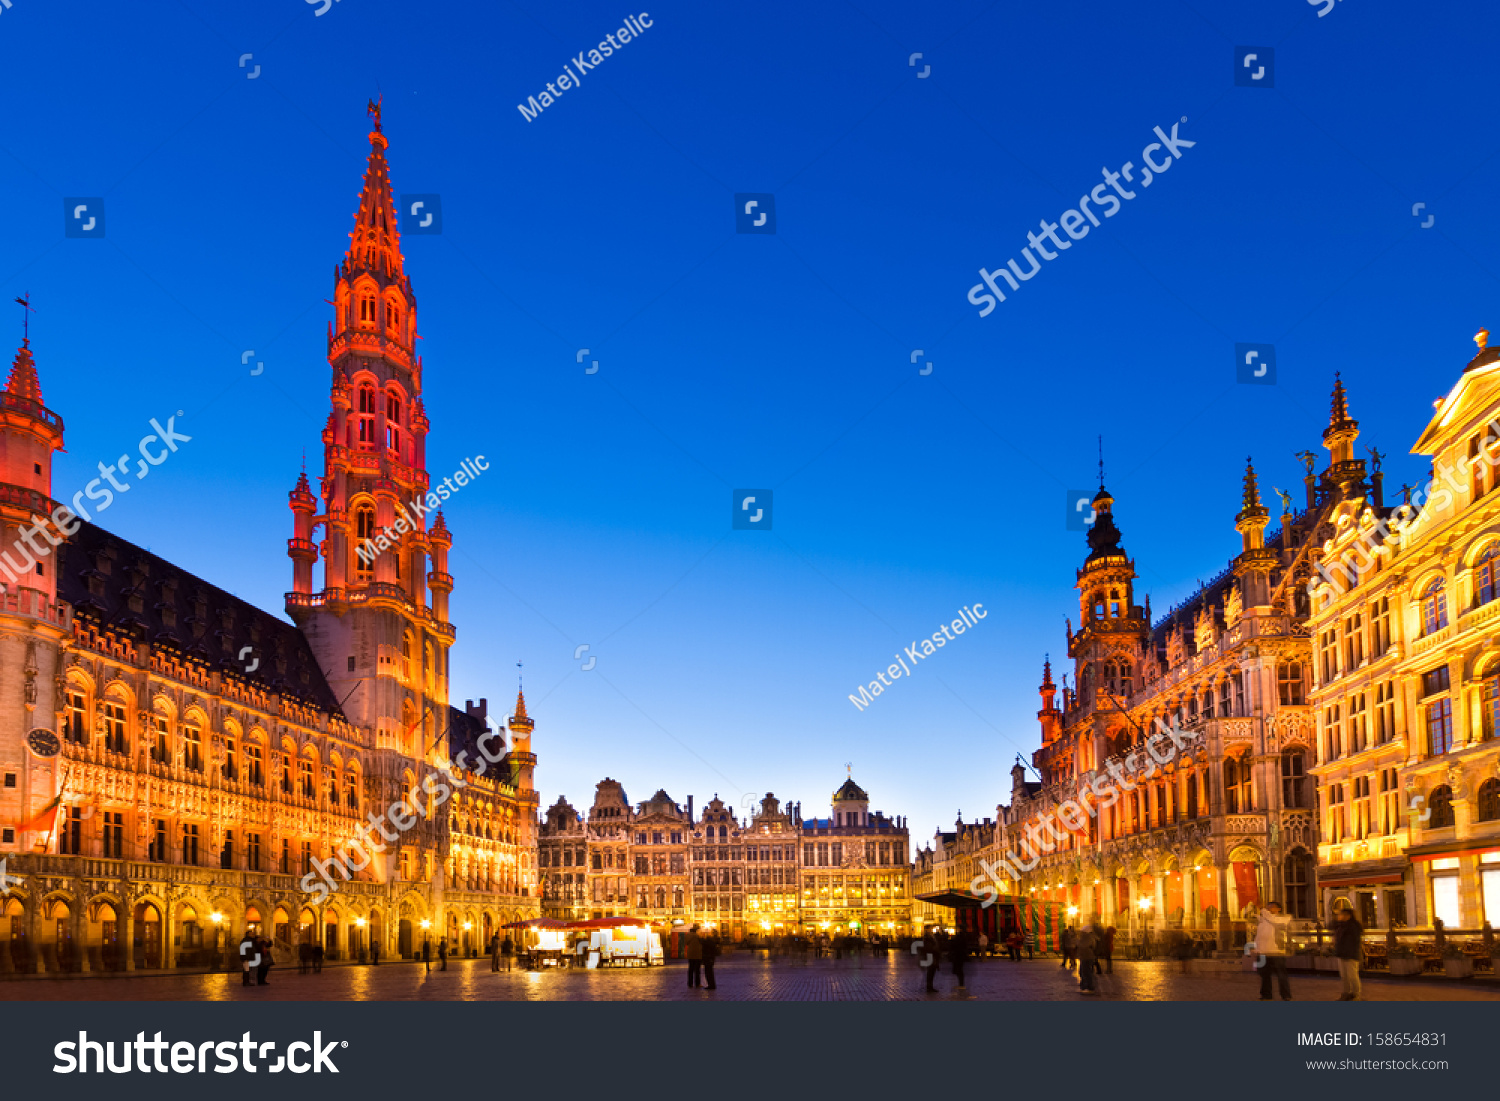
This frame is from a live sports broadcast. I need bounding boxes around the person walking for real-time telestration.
[685,924,704,988]
[1333,906,1364,1001]
[1101,926,1116,974]
[1006,928,1023,962]
[438,939,448,971]
[297,940,310,974]
[1061,925,1077,970]
[239,932,256,987]
[489,934,500,972]
[920,927,941,993]
[255,936,273,986]
[1254,900,1294,1001]
[422,938,432,973]
[502,935,514,971]
[949,930,971,993]
[702,929,720,990]
[1076,925,1099,994]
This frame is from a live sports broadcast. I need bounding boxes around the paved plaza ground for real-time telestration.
[2,954,1497,1001]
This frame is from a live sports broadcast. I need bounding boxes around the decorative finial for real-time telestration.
[1477,329,1490,352]
[367,94,383,130]
[14,293,34,345]
[845,761,852,778]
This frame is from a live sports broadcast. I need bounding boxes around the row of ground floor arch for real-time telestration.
[1016,845,1319,940]
[0,886,538,973]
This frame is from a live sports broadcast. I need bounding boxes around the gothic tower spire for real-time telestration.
[1322,372,1367,503]
[287,108,449,769]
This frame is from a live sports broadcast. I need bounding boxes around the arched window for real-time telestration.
[1477,779,1500,822]
[386,296,402,339]
[1427,785,1455,829]
[1421,577,1449,636]
[357,385,377,448]
[1476,547,1500,608]
[401,633,412,681]
[1483,666,1500,742]
[1277,661,1305,706]
[1280,749,1308,808]
[358,292,377,327]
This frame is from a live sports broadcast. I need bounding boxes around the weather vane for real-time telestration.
[14,293,34,345]
[367,94,383,129]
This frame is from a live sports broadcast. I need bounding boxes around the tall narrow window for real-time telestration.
[386,393,402,456]
[65,690,87,744]
[103,701,128,755]
[1348,692,1367,754]
[1328,783,1346,843]
[102,811,123,858]
[1421,578,1449,636]
[354,505,377,581]
[1278,661,1305,706]
[359,293,376,327]
[246,742,263,786]
[1370,596,1390,657]
[1280,749,1308,808]
[1324,703,1342,761]
[386,297,402,339]
[1427,698,1454,756]
[357,385,377,448]
[1477,548,1500,608]
[182,721,202,772]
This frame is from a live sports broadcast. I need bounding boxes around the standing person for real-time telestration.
[949,930,970,993]
[312,941,325,974]
[255,936,273,986]
[422,937,432,973]
[370,939,380,966]
[502,934,514,971]
[1061,926,1077,970]
[1076,925,1098,994]
[1333,906,1364,1002]
[920,927,941,994]
[298,940,310,974]
[977,931,990,958]
[1006,928,1023,962]
[438,939,448,971]
[702,929,720,990]
[685,924,703,988]
[1254,900,1294,1001]
[489,934,500,972]
[1100,926,1116,974]
[239,932,256,987]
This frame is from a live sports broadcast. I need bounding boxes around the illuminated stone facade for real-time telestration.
[0,109,538,973]
[1308,334,1500,931]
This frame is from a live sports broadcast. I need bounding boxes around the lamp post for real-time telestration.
[1138,895,1154,957]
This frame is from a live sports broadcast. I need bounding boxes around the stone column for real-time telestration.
[71,881,89,972]
[1217,865,1231,952]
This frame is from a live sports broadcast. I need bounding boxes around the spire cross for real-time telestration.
[13,293,34,345]
[845,762,852,778]
[1097,436,1105,487]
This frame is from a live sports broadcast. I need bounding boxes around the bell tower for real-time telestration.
[286,104,453,765]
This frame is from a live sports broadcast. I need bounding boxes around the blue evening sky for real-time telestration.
[1,0,1494,843]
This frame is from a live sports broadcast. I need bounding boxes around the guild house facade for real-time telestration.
[0,106,539,973]
[536,778,913,938]
[1307,331,1500,933]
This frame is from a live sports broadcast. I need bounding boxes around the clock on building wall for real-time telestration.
[26,728,61,758]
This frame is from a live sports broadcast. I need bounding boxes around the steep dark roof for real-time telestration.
[833,778,868,802]
[58,519,343,715]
